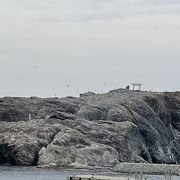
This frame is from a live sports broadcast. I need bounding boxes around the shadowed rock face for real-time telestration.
[0,89,180,168]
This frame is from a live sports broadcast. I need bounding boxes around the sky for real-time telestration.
[0,0,180,97]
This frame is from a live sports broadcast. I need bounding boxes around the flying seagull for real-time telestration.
[66,84,71,88]
[32,65,39,68]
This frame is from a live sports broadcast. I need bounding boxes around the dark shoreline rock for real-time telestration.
[0,89,180,168]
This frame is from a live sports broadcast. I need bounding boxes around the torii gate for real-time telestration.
[132,83,143,91]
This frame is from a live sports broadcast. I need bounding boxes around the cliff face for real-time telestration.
[0,89,180,168]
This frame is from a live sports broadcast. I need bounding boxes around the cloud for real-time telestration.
[0,1,180,97]
[1,0,180,24]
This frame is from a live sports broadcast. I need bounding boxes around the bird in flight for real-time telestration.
[66,84,71,88]
[32,65,39,68]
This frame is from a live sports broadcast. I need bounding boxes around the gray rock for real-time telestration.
[80,92,96,97]
[0,90,180,167]
[38,128,119,168]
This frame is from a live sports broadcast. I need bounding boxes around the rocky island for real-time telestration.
[0,89,180,168]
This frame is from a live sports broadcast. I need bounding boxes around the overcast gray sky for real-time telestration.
[0,0,180,97]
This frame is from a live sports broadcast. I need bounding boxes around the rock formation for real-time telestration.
[0,89,180,168]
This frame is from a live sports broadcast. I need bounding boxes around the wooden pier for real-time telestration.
[68,175,135,180]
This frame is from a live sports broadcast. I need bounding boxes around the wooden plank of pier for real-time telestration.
[68,175,135,180]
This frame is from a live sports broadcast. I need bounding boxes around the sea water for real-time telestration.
[0,166,72,180]
[0,166,179,180]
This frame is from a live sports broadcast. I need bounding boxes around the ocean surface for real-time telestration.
[0,166,179,180]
